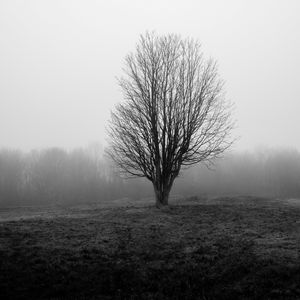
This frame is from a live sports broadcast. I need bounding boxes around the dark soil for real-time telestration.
[1,196,300,299]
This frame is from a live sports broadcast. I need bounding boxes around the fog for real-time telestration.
[1,0,300,151]
[0,146,299,207]
[1,1,300,206]
[1,3,300,296]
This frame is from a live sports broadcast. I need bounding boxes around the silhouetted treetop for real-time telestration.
[107,32,234,207]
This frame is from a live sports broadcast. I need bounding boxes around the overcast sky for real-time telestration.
[1,0,299,152]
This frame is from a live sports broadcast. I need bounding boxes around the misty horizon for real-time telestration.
[1,2,300,298]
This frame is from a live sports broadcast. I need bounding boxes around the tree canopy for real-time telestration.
[107,32,234,207]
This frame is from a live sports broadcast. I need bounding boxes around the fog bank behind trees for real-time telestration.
[0,145,299,207]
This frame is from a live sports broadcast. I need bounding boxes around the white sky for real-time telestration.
[0,0,299,151]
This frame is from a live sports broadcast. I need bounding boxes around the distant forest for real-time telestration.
[0,144,300,207]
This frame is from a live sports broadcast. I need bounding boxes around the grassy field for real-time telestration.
[0,196,300,299]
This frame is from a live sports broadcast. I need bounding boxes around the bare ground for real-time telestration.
[0,196,300,299]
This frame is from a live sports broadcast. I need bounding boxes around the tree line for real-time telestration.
[0,145,299,207]
[0,144,149,207]
[176,148,300,198]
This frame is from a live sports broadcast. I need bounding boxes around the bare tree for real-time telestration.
[107,32,234,207]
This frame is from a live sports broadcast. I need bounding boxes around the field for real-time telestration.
[1,196,300,299]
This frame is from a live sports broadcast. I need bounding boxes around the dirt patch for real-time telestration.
[1,196,300,299]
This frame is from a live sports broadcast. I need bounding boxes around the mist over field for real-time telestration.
[1,1,300,299]
[0,145,300,208]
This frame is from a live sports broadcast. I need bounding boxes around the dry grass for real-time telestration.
[0,196,300,299]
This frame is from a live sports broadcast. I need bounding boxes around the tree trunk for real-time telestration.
[153,182,172,208]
